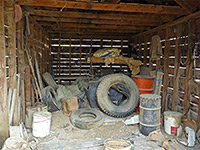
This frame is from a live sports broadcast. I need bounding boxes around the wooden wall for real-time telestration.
[0,1,51,145]
[50,36,130,85]
[133,17,200,122]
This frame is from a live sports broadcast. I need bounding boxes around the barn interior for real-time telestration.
[0,0,200,149]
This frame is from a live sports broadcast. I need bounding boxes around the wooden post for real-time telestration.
[143,35,147,66]
[120,39,123,72]
[58,34,61,84]
[69,38,72,84]
[162,28,170,112]
[17,19,26,122]
[89,38,93,75]
[183,21,193,114]
[198,84,200,123]
[172,25,182,111]
[138,37,142,60]
[110,39,113,69]
[0,0,9,145]
[156,30,162,70]
[48,35,52,73]
[149,33,153,68]
[80,38,82,76]
[6,1,17,125]
[100,38,103,75]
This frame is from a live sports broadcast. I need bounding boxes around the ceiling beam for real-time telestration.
[133,11,200,37]
[174,0,194,13]
[46,28,139,34]
[16,0,188,15]
[33,16,160,26]
[40,22,146,31]
[50,33,130,39]
[28,9,168,22]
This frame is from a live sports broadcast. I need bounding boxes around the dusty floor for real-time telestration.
[34,111,199,150]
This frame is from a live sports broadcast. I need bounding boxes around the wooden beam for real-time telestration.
[39,22,146,31]
[58,34,61,84]
[143,35,147,67]
[28,9,170,22]
[174,0,194,13]
[162,28,170,112]
[133,11,200,38]
[198,83,200,123]
[0,0,9,146]
[16,0,187,15]
[183,21,193,114]
[17,20,25,122]
[6,1,18,125]
[80,38,82,76]
[172,25,182,111]
[51,33,130,39]
[47,29,139,34]
[33,16,160,27]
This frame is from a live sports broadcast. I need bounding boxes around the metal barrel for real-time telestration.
[139,94,161,136]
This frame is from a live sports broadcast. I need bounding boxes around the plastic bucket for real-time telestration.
[104,139,132,150]
[25,102,48,129]
[32,111,52,138]
[164,111,182,135]
[139,94,161,136]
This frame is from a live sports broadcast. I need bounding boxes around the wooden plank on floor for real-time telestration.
[0,0,9,145]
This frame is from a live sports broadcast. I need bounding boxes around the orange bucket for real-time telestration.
[131,75,154,112]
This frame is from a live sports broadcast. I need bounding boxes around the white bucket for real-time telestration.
[164,111,182,135]
[32,111,52,138]
[104,139,132,150]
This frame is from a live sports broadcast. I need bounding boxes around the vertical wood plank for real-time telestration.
[149,33,153,68]
[120,39,123,72]
[183,21,193,114]
[80,38,82,76]
[162,28,170,112]
[110,39,113,69]
[69,37,72,84]
[100,38,103,75]
[58,34,61,84]
[172,25,182,111]
[138,37,142,60]
[25,17,31,107]
[17,19,25,122]
[143,35,147,67]
[6,2,18,125]
[89,38,93,74]
[0,0,9,145]
[198,84,200,123]
[156,30,162,70]
[48,35,52,73]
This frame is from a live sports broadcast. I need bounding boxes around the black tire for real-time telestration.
[70,108,104,129]
[96,74,139,118]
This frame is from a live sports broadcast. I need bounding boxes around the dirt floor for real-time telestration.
[30,110,199,150]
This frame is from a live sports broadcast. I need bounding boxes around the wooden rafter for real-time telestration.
[32,16,161,27]
[28,9,170,22]
[174,0,194,13]
[39,22,146,31]
[133,11,200,37]
[16,0,188,15]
